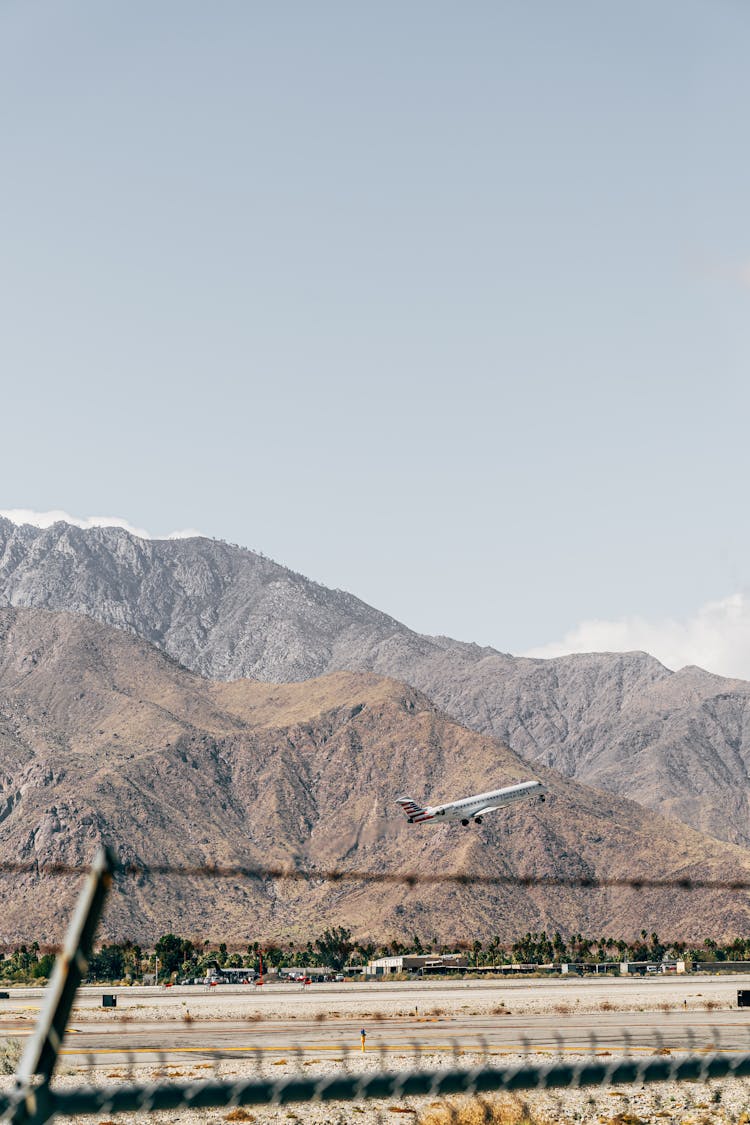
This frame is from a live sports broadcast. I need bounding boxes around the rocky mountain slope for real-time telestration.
[2,518,750,848]
[1,605,749,945]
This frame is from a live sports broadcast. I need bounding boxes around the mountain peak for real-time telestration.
[1,519,749,851]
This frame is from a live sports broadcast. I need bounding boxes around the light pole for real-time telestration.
[155,956,160,987]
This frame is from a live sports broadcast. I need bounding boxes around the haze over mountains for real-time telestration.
[2,605,750,944]
[2,517,749,850]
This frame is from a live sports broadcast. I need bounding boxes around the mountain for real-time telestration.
[1,605,749,945]
[2,518,750,849]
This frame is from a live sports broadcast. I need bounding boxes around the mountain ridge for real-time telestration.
[2,518,749,849]
[2,605,750,945]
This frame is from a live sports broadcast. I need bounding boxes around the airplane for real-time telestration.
[396,780,546,826]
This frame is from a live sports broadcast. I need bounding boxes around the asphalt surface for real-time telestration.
[3,977,750,1068]
[4,1012,750,1066]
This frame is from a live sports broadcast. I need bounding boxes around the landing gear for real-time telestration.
[407,817,414,824]
[474,816,483,824]
[461,818,469,826]
[538,795,546,803]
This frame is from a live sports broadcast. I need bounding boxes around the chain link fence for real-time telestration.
[2,848,750,1125]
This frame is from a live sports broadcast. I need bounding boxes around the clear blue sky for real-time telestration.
[2,1,749,661]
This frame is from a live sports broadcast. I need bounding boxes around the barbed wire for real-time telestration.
[0,858,747,891]
[4,847,750,1125]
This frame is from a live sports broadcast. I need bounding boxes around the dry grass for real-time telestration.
[599,999,614,1012]
[272,1058,287,1065]
[224,1110,257,1122]
[417,1096,547,1124]
[553,1002,571,1016]
[702,999,719,1012]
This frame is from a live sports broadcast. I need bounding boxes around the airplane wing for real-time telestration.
[472,805,499,818]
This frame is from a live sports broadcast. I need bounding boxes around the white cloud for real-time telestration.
[525,592,750,681]
[0,509,201,541]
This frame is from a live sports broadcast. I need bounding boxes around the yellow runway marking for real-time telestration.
[58,1043,720,1057]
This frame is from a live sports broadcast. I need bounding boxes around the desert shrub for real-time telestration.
[0,1038,23,1075]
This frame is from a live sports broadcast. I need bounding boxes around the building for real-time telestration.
[279,967,336,982]
[561,962,619,975]
[206,966,257,983]
[366,954,468,976]
[692,961,750,973]
[619,960,685,975]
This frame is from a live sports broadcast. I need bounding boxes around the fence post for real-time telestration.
[9,845,116,1125]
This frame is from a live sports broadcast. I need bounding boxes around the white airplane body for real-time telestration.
[397,780,546,826]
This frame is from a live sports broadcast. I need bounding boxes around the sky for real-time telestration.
[2,1,750,677]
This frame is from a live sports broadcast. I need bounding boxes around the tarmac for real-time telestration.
[2,974,749,1067]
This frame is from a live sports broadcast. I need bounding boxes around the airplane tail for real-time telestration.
[396,796,428,821]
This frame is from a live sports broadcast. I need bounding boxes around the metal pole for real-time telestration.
[10,845,115,1125]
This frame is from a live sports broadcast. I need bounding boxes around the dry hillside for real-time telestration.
[2,518,749,849]
[0,607,748,946]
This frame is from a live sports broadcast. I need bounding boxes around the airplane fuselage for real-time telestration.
[398,780,546,825]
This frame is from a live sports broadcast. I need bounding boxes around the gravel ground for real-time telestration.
[0,976,741,1024]
[3,1050,750,1124]
[4,980,750,1122]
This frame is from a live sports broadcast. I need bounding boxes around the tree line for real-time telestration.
[3,929,750,984]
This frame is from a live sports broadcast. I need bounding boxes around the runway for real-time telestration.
[3,977,750,1069]
[4,1010,750,1067]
